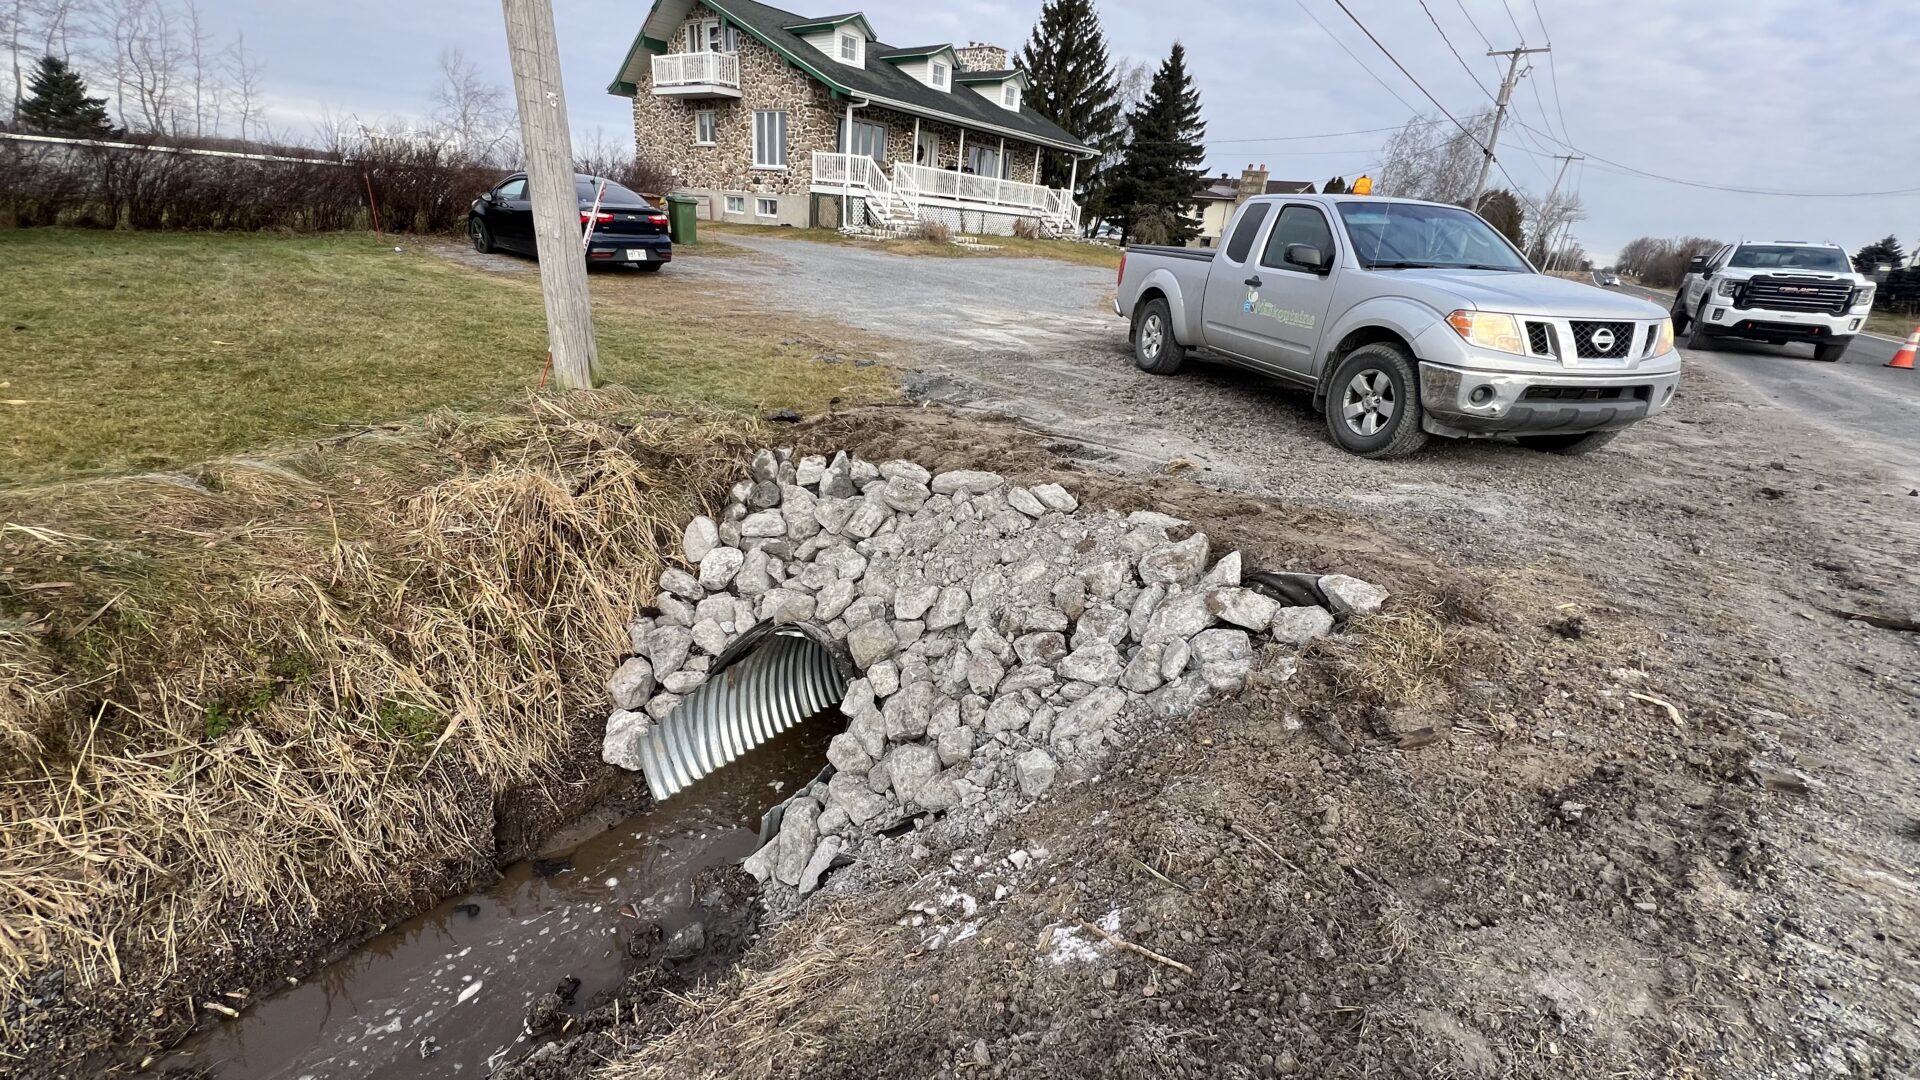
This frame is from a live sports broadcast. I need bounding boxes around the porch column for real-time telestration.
[912,117,920,165]
[1034,147,1043,185]
[957,129,966,171]
[997,136,1006,181]
[842,102,854,228]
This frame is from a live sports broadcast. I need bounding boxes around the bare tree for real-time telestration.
[182,0,212,134]
[225,27,262,141]
[1527,191,1583,265]
[1376,111,1493,203]
[431,47,513,164]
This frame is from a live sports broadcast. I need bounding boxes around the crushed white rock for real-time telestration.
[600,449,1388,901]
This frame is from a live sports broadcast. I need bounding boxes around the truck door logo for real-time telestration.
[1242,287,1318,330]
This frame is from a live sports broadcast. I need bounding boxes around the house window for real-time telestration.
[930,62,947,88]
[752,110,788,169]
[756,197,778,218]
[693,110,716,145]
[688,20,739,52]
[1003,86,1018,109]
[838,33,861,63]
[846,119,887,162]
[725,195,746,214]
[965,144,1000,178]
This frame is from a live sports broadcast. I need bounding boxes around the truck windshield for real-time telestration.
[1728,246,1851,272]
[1336,201,1531,272]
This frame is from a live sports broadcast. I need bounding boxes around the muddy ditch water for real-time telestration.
[151,711,842,1079]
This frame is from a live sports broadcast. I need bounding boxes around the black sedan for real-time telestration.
[468,172,672,271]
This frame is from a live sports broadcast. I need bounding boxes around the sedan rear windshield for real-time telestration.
[1729,245,1851,272]
[1336,201,1531,272]
[576,178,648,204]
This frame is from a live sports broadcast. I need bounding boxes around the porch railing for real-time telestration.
[810,152,1080,232]
[651,51,740,89]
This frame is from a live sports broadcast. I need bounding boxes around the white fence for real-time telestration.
[651,52,740,89]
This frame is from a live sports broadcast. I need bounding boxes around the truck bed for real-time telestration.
[1126,245,1215,262]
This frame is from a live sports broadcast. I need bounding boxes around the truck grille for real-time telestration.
[1569,320,1633,359]
[1739,276,1853,316]
[1525,321,1558,357]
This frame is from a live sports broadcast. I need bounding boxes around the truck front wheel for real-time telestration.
[1324,343,1429,458]
[1669,293,1690,335]
[1132,298,1185,375]
[1812,336,1851,363]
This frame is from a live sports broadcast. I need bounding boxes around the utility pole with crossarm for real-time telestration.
[1468,46,1551,212]
[501,0,598,389]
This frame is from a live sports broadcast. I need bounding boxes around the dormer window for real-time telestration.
[931,62,948,88]
[838,33,861,63]
[1002,85,1019,109]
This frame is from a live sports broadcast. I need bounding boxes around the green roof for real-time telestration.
[780,12,873,37]
[610,0,1092,156]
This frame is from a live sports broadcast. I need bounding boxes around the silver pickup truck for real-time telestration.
[1115,194,1682,458]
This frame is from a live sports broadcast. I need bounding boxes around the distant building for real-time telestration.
[1189,165,1315,247]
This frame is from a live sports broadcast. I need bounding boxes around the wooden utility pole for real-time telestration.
[501,0,597,389]
[1468,46,1551,212]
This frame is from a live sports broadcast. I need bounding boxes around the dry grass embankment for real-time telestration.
[0,229,896,1061]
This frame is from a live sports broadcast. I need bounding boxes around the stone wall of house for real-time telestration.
[954,43,1010,72]
[629,3,844,226]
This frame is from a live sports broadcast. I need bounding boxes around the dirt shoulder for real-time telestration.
[526,258,1918,1077]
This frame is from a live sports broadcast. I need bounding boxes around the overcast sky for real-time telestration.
[194,0,1918,263]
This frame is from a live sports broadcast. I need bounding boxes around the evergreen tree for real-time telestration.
[1109,42,1206,243]
[17,56,114,138]
[1853,234,1905,273]
[1019,0,1122,198]
[1477,189,1525,248]
[1323,176,1348,194]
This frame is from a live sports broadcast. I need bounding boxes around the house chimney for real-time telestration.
[1236,163,1268,203]
[955,42,1009,72]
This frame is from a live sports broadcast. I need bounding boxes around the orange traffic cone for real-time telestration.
[1890,328,1919,370]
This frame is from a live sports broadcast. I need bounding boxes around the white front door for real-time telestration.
[915,131,941,169]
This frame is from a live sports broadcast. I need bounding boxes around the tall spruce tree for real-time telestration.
[18,56,114,137]
[1019,0,1121,197]
[1109,42,1206,243]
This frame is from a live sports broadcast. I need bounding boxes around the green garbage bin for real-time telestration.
[665,194,699,245]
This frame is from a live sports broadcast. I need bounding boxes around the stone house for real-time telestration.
[609,0,1097,235]
[1190,165,1318,248]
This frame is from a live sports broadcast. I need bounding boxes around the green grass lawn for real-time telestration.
[0,230,892,485]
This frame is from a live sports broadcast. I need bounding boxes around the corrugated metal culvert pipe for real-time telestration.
[634,620,853,805]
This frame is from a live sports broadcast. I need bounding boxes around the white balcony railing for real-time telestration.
[811,152,1081,234]
[651,51,739,90]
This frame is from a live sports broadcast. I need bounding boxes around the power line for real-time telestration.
[1287,0,1424,119]
[1451,0,1493,49]
[1418,0,1496,101]
[1529,0,1573,143]
[1205,118,1453,145]
[1510,117,1920,197]
[1328,0,1487,151]
[1496,0,1526,42]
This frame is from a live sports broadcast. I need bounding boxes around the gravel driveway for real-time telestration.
[675,234,1920,1076]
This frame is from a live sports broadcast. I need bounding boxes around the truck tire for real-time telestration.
[1812,336,1850,363]
[1685,302,1718,350]
[1668,292,1690,335]
[1516,430,1618,455]
[1132,298,1185,375]
[1324,343,1429,458]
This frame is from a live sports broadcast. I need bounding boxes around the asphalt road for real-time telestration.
[1611,277,1920,471]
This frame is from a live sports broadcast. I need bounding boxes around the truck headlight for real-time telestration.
[1853,286,1876,311]
[1446,310,1525,355]
[1655,318,1674,354]
[1714,277,1739,298]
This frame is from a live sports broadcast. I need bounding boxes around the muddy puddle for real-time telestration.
[155,710,842,1079]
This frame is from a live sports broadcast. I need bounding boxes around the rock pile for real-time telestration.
[602,449,1386,898]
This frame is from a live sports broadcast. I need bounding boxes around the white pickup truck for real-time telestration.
[1671,240,1875,362]
[1114,194,1682,458]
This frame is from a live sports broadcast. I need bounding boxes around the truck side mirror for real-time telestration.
[1687,255,1707,273]
[1285,243,1329,274]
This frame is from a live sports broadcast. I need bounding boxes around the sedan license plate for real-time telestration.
[626,248,648,262]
